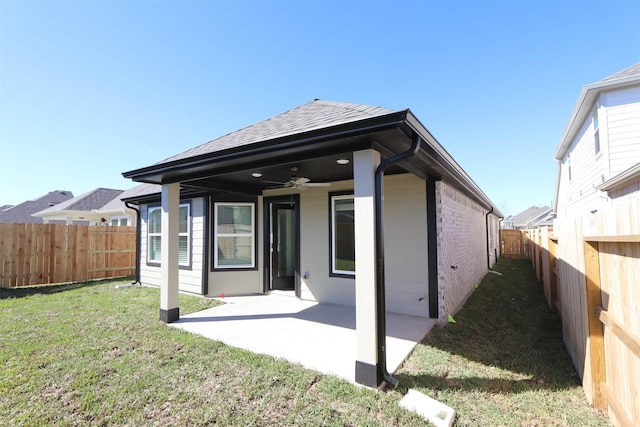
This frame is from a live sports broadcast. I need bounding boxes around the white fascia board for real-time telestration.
[596,161,640,192]
[552,161,562,214]
[31,210,103,221]
[554,75,640,161]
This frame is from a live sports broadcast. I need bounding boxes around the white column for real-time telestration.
[160,182,180,322]
[353,149,381,386]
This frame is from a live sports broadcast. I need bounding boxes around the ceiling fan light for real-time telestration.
[251,172,263,178]
[336,159,349,165]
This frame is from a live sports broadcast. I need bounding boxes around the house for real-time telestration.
[123,99,503,388]
[552,63,640,425]
[554,62,640,221]
[32,188,129,225]
[501,205,552,229]
[0,190,74,224]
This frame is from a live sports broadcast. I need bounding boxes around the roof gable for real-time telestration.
[33,188,123,216]
[554,62,640,160]
[156,100,397,165]
[511,205,552,227]
[0,191,74,223]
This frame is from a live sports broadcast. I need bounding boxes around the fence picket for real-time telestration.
[0,223,136,287]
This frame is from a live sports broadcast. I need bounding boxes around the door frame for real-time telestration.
[263,194,301,297]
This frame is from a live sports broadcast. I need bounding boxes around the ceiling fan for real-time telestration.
[265,167,331,190]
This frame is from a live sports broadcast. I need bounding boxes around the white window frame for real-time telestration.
[593,106,601,156]
[213,202,255,269]
[330,194,355,276]
[110,215,130,226]
[147,204,191,266]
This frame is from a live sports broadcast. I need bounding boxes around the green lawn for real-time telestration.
[0,260,609,426]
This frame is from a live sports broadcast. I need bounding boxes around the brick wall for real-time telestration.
[436,181,492,323]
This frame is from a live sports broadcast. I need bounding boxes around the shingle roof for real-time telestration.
[34,188,123,215]
[0,190,74,223]
[99,184,161,211]
[511,205,552,227]
[601,62,640,82]
[156,99,397,165]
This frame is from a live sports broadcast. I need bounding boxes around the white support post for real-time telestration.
[160,182,180,323]
[353,149,381,387]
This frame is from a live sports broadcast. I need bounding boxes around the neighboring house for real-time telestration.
[32,188,128,225]
[123,99,503,388]
[554,62,640,220]
[501,205,552,229]
[0,190,74,224]
[553,63,640,425]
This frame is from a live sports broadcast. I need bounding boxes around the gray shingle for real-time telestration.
[600,62,640,82]
[155,100,397,165]
[0,191,74,223]
[34,188,123,215]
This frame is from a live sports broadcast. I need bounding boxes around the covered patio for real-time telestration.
[170,292,436,383]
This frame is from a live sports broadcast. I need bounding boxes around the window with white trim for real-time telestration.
[330,194,355,276]
[214,202,255,269]
[147,204,190,266]
[593,107,601,155]
[110,216,129,226]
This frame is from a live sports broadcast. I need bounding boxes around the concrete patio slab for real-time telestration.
[169,292,436,384]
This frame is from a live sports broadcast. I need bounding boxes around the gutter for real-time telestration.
[124,201,141,285]
[122,111,409,182]
[374,132,421,389]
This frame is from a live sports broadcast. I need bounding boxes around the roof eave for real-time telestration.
[554,75,640,160]
[122,110,409,183]
[405,111,504,216]
[596,161,640,192]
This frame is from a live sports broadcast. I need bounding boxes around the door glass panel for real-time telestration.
[277,208,294,277]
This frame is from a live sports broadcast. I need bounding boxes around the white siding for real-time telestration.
[604,86,640,176]
[556,112,608,220]
[139,198,205,295]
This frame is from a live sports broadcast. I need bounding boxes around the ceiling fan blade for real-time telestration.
[293,177,310,185]
[303,183,332,187]
[262,180,287,185]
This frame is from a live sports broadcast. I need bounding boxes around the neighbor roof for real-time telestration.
[0,190,74,224]
[510,205,552,228]
[33,188,123,217]
[106,183,162,207]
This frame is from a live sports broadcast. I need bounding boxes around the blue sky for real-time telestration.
[1,0,638,216]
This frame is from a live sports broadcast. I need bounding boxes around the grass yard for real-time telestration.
[0,259,609,426]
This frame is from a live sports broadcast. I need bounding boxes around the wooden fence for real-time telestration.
[500,229,530,259]
[0,223,136,288]
[524,211,640,427]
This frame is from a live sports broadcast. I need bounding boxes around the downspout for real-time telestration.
[125,201,141,285]
[485,207,494,270]
[485,207,503,275]
[374,133,421,389]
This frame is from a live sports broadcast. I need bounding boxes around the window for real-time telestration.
[147,204,190,266]
[330,194,355,276]
[593,107,601,155]
[110,216,129,226]
[214,203,255,269]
